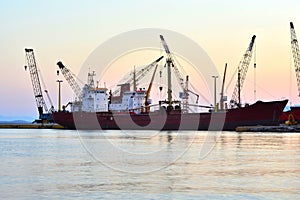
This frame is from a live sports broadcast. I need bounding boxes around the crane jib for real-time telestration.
[160,35,171,54]
[248,35,256,51]
[230,35,256,107]
[290,22,300,97]
[156,56,164,62]
[291,22,294,29]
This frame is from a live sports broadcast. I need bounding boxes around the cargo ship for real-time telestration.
[52,99,287,131]
[52,57,288,131]
[52,34,288,131]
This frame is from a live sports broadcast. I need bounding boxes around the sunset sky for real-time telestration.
[0,0,300,120]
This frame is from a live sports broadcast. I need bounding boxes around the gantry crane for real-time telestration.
[57,61,82,100]
[160,35,198,113]
[230,35,256,108]
[290,22,300,96]
[24,48,52,123]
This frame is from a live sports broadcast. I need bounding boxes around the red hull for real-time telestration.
[280,106,300,122]
[52,99,288,131]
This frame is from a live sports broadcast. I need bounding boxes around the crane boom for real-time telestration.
[290,22,300,96]
[145,64,159,112]
[159,35,185,89]
[186,89,199,104]
[25,48,48,117]
[57,61,82,100]
[230,35,256,107]
[113,56,163,95]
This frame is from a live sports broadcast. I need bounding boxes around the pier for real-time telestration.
[0,123,65,129]
[235,125,300,132]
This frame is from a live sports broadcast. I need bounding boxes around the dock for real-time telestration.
[236,125,300,132]
[0,123,65,129]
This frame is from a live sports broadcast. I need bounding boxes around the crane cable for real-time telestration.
[289,46,293,106]
[159,40,210,106]
[38,65,54,110]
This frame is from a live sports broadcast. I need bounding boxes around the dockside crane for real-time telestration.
[24,48,52,123]
[290,22,300,97]
[230,35,256,108]
[57,61,82,100]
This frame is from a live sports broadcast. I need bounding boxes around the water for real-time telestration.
[0,129,299,199]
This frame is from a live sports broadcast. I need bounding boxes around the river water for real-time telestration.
[0,129,299,199]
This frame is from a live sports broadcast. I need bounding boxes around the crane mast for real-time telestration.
[24,48,48,118]
[220,63,228,110]
[230,35,256,107]
[57,61,82,100]
[290,22,300,96]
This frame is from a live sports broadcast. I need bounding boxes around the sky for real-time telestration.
[0,0,300,120]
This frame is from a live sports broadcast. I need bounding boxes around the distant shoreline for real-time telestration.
[0,120,31,124]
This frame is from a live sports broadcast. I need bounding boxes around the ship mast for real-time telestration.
[88,70,96,88]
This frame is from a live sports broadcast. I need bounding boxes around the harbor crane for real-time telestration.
[230,35,256,108]
[24,48,52,123]
[57,61,82,100]
[290,22,300,97]
[160,35,199,113]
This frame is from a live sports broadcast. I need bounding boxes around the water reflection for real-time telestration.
[167,131,173,143]
[0,130,299,199]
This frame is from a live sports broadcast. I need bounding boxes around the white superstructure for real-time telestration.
[82,85,109,112]
[68,72,148,113]
[109,90,147,114]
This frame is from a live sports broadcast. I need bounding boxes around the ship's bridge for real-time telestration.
[82,85,109,112]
